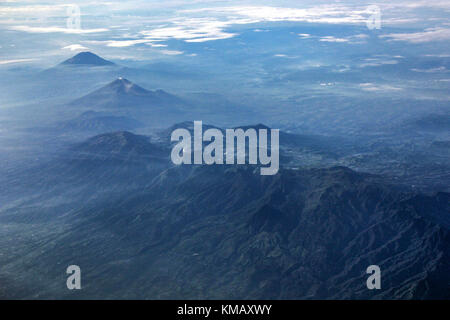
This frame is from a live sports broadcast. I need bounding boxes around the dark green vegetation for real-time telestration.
[0,130,448,299]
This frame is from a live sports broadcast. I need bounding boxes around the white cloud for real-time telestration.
[138,5,378,44]
[10,26,108,34]
[298,32,368,44]
[273,54,298,59]
[319,36,349,43]
[380,27,450,43]
[182,6,369,25]
[411,66,448,73]
[383,0,450,10]
[359,83,403,91]
[185,35,236,42]
[62,44,89,51]
[0,5,66,16]
[138,5,377,44]
[0,58,37,65]
[160,50,184,55]
[146,43,168,48]
[140,18,240,43]
[104,39,150,47]
[83,39,148,47]
[3,2,449,52]
[359,58,399,68]
[424,54,450,57]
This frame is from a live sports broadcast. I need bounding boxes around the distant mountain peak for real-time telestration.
[69,77,185,114]
[111,77,132,86]
[105,77,149,95]
[61,51,115,66]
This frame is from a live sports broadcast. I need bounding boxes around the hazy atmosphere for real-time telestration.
[0,0,448,300]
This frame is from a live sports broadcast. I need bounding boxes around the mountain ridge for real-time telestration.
[69,77,184,110]
[1,164,448,299]
[60,51,115,66]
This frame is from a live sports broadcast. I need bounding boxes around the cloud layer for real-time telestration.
[380,27,450,43]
